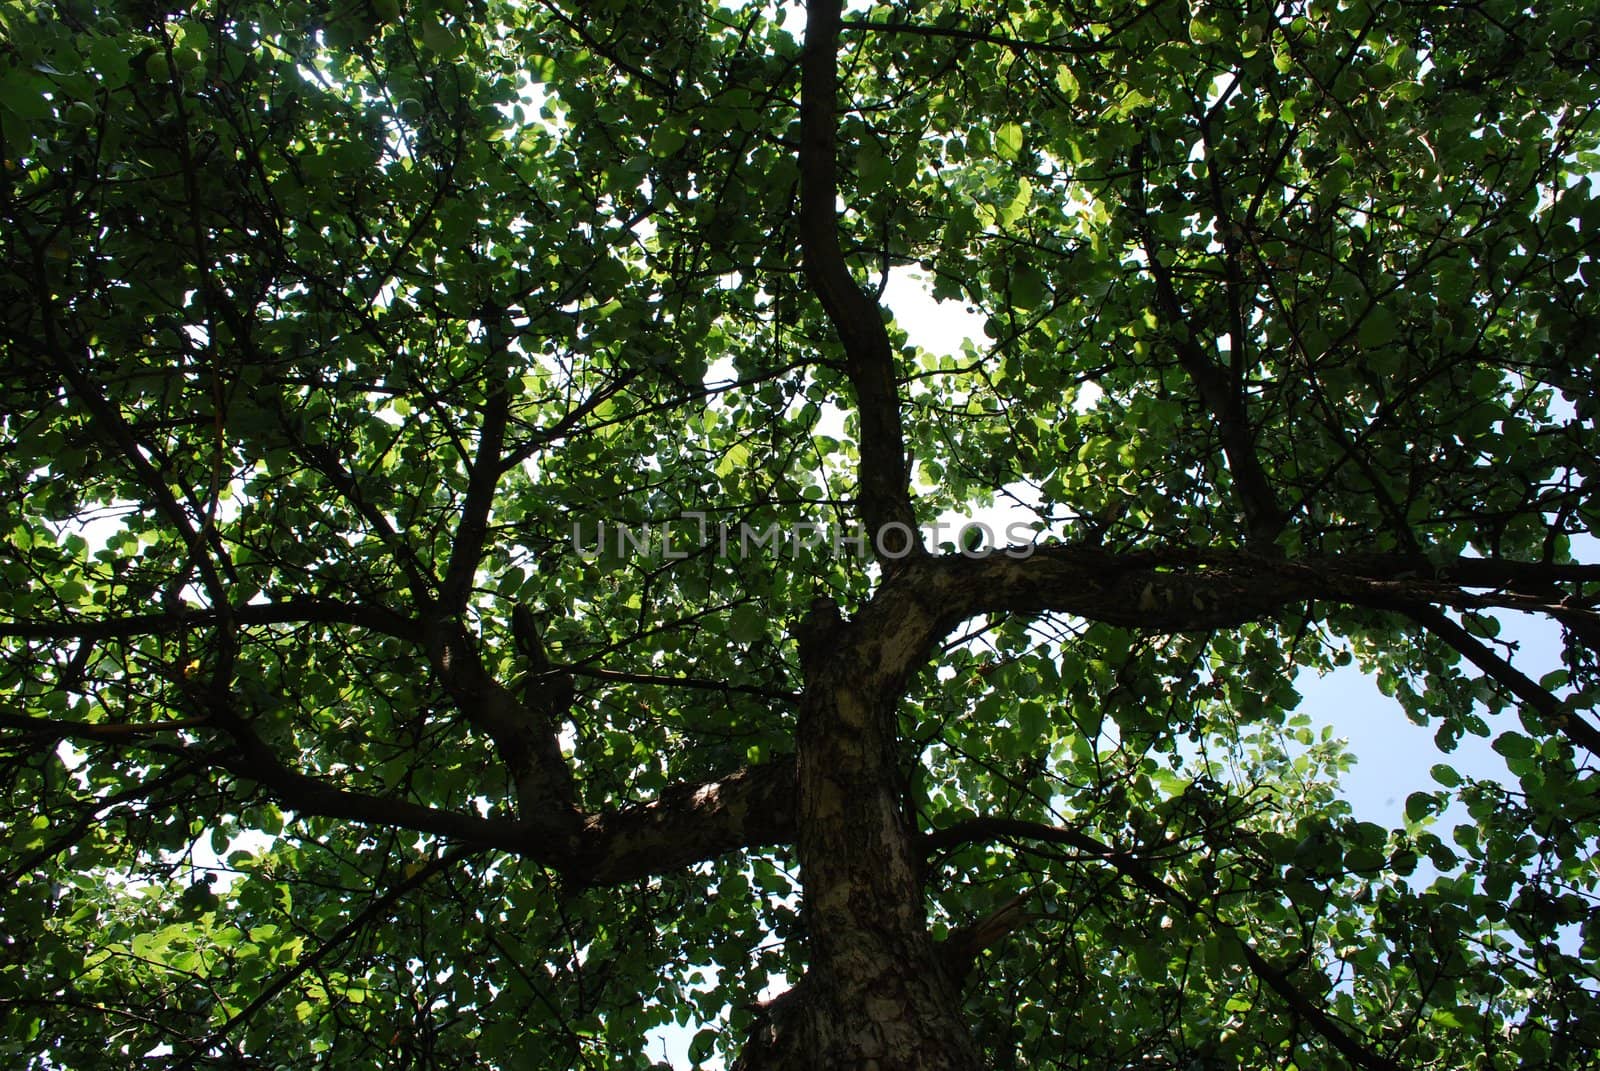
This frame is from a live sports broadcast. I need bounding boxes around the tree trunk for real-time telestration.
[733,598,983,1070]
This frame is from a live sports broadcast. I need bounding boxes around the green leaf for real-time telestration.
[1357,305,1397,348]
[0,71,52,120]
[1009,263,1049,309]
[1054,65,1080,102]
[857,138,890,192]
[999,176,1033,227]
[727,604,764,644]
[1133,942,1167,981]
[995,122,1024,161]
[420,20,461,57]
[650,125,688,158]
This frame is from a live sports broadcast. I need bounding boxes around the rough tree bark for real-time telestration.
[733,586,983,1070]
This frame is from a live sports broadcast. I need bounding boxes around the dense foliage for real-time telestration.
[3,0,1599,1067]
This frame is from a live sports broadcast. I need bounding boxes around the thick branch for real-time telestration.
[799,0,920,552]
[0,599,420,643]
[1139,229,1285,547]
[924,545,1600,636]
[570,756,797,886]
[9,697,798,884]
[423,618,581,833]
[441,323,514,610]
[939,890,1033,980]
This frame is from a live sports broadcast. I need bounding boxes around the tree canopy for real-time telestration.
[3,0,1599,1066]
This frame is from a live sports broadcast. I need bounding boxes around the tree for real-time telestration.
[2,0,1599,1065]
